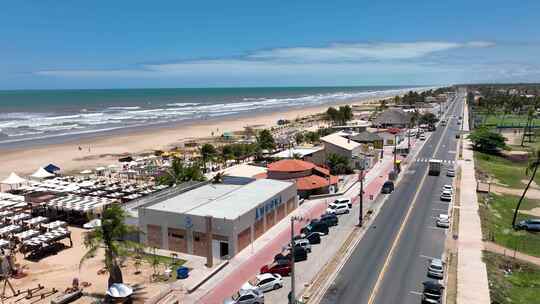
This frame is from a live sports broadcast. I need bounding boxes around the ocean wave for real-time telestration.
[166,102,200,107]
[106,106,141,110]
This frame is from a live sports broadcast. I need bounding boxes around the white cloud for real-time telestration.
[248,41,494,62]
[33,40,502,84]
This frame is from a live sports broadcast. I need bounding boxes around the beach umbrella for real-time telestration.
[95,167,106,171]
[31,167,55,179]
[80,169,92,174]
[2,172,27,185]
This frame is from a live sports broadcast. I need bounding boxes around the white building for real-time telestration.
[138,179,297,260]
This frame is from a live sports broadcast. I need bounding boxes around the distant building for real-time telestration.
[372,109,411,128]
[138,179,297,260]
[270,146,325,164]
[257,159,338,198]
[350,131,384,149]
[320,133,365,169]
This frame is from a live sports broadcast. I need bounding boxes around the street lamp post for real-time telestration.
[393,134,398,171]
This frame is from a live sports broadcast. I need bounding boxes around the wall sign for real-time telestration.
[255,196,282,220]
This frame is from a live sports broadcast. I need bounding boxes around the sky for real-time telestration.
[1,0,540,90]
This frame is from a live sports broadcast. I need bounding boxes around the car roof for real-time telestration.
[256,273,276,281]
[430,258,443,266]
[423,280,443,290]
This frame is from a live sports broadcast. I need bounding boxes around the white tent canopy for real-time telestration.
[1,172,27,185]
[80,169,92,174]
[31,167,55,179]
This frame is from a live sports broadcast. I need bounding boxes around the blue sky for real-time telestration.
[1,0,540,89]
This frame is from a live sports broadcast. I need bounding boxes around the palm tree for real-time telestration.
[159,158,205,185]
[200,143,217,172]
[512,149,540,228]
[80,205,141,288]
[521,107,536,146]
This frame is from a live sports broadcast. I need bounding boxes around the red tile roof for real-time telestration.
[296,175,338,190]
[267,159,316,172]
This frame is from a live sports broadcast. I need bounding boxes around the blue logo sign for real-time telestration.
[184,216,193,229]
[255,196,283,220]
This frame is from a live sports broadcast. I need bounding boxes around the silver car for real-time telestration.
[225,289,264,304]
[427,258,445,279]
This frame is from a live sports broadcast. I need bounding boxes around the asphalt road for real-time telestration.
[321,93,464,304]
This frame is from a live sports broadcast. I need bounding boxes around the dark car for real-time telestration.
[516,219,540,232]
[274,247,308,263]
[319,213,339,227]
[261,262,291,276]
[294,232,321,245]
[421,281,444,304]
[381,181,394,194]
[301,220,329,235]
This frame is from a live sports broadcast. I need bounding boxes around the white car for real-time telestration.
[226,288,264,304]
[249,273,283,292]
[440,190,452,201]
[442,185,453,193]
[419,134,426,140]
[436,214,450,228]
[331,198,352,209]
[326,202,350,215]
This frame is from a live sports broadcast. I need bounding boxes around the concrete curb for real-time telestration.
[187,260,229,293]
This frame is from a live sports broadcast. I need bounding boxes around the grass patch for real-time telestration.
[483,251,540,304]
[445,252,458,304]
[478,114,540,127]
[479,193,540,257]
[139,252,186,282]
[474,151,528,188]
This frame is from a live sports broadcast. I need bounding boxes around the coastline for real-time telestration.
[0,96,383,179]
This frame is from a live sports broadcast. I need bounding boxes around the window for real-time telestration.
[170,233,184,239]
[194,236,200,242]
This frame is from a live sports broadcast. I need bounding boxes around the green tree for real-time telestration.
[158,158,205,185]
[338,105,353,124]
[256,129,275,151]
[419,112,438,126]
[80,205,140,288]
[521,107,536,146]
[326,153,352,175]
[326,107,340,124]
[468,127,506,154]
[295,132,305,145]
[200,143,217,170]
[512,149,540,228]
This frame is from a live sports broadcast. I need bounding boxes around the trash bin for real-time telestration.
[176,267,189,279]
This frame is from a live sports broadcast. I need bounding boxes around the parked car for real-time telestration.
[261,261,291,277]
[225,288,264,304]
[248,273,283,292]
[515,219,540,232]
[436,215,450,228]
[293,232,321,244]
[419,134,427,140]
[440,190,452,201]
[274,246,309,263]
[381,181,395,194]
[301,220,329,235]
[287,238,312,253]
[326,202,350,215]
[427,258,445,279]
[446,168,455,177]
[331,198,352,209]
[421,281,444,304]
[319,213,339,227]
[442,184,453,193]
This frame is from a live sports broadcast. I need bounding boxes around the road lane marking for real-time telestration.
[367,103,455,304]
[410,291,422,296]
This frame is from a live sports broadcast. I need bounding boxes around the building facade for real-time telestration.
[138,179,297,260]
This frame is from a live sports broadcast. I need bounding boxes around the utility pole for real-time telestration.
[290,218,296,304]
[289,215,308,304]
[358,164,365,227]
[393,134,398,171]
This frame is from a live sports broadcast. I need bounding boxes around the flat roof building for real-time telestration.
[138,179,297,260]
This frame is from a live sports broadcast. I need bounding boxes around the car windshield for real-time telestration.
[430,264,443,270]
[329,205,337,209]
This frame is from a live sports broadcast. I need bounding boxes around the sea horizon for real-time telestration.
[0,85,433,149]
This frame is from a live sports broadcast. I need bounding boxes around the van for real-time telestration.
[381,181,394,194]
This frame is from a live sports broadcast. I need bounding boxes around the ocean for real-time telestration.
[0,86,425,148]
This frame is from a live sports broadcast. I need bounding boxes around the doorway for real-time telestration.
[219,242,229,258]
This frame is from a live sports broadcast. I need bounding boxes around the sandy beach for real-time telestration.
[0,97,382,180]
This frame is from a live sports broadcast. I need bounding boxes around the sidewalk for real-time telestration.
[484,241,540,266]
[176,147,398,304]
[456,97,491,303]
